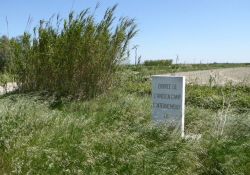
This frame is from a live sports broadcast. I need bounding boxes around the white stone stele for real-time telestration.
[152,75,185,137]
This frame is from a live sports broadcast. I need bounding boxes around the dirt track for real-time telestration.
[169,67,250,86]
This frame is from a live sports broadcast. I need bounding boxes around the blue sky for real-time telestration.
[1,0,250,63]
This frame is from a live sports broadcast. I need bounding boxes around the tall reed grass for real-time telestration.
[10,5,137,98]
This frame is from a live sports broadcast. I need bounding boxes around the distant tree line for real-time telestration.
[144,59,173,66]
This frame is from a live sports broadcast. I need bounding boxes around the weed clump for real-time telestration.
[10,5,137,99]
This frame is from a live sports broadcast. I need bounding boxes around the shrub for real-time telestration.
[10,5,137,99]
[186,84,250,112]
[0,36,11,72]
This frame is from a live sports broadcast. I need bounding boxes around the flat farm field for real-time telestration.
[171,67,250,85]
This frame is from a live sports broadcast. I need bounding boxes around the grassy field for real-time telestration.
[128,63,250,75]
[1,5,250,174]
[1,67,250,174]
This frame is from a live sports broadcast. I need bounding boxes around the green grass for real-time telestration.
[127,63,250,76]
[0,73,14,86]
[1,71,250,174]
[1,3,249,174]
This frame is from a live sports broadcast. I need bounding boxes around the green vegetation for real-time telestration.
[1,69,250,174]
[9,5,136,99]
[0,73,13,86]
[0,35,11,72]
[129,62,250,75]
[0,5,250,175]
[144,59,173,66]
[186,85,250,112]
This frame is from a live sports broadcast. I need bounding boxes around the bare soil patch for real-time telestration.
[170,67,250,85]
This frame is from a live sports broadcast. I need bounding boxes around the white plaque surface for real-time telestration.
[152,76,185,136]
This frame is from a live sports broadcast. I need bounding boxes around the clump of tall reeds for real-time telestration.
[10,5,137,99]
